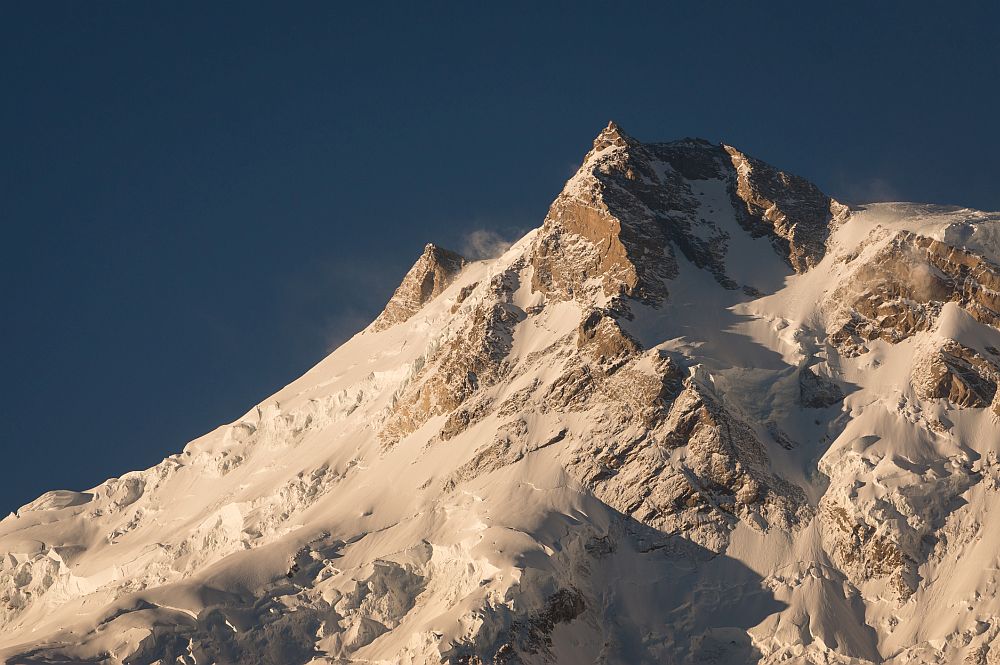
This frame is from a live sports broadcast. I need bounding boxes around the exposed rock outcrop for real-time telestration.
[726,145,850,272]
[531,122,848,306]
[830,230,1000,356]
[372,243,466,331]
[379,262,524,445]
[799,365,845,408]
[912,339,1000,412]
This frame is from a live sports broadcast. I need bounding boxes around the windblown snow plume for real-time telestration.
[3,122,1000,664]
[460,228,516,261]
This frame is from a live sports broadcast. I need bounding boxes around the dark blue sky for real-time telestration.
[2,2,998,514]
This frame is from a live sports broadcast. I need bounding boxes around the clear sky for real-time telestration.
[2,2,998,514]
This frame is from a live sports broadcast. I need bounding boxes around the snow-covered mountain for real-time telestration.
[4,123,1000,664]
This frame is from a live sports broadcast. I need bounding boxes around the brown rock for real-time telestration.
[372,243,466,331]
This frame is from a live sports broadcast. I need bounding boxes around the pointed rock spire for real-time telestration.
[371,243,466,331]
[592,120,633,151]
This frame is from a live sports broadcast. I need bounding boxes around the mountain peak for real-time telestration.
[7,124,1000,664]
[592,120,634,151]
[371,243,465,331]
[420,242,457,261]
[532,126,849,308]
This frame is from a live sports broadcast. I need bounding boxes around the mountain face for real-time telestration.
[4,124,1000,665]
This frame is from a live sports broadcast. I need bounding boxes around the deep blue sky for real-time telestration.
[2,3,998,514]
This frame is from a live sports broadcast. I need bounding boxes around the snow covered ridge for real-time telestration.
[3,123,1000,664]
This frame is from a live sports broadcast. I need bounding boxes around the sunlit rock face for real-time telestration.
[532,123,847,309]
[371,242,467,332]
[4,123,1000,665]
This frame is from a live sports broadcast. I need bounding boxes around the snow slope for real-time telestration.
[2,123,1000,664]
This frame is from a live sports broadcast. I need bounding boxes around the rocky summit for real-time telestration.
[4,123,1000,664]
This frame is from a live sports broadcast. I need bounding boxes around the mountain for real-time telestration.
[3,123,1000,664]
